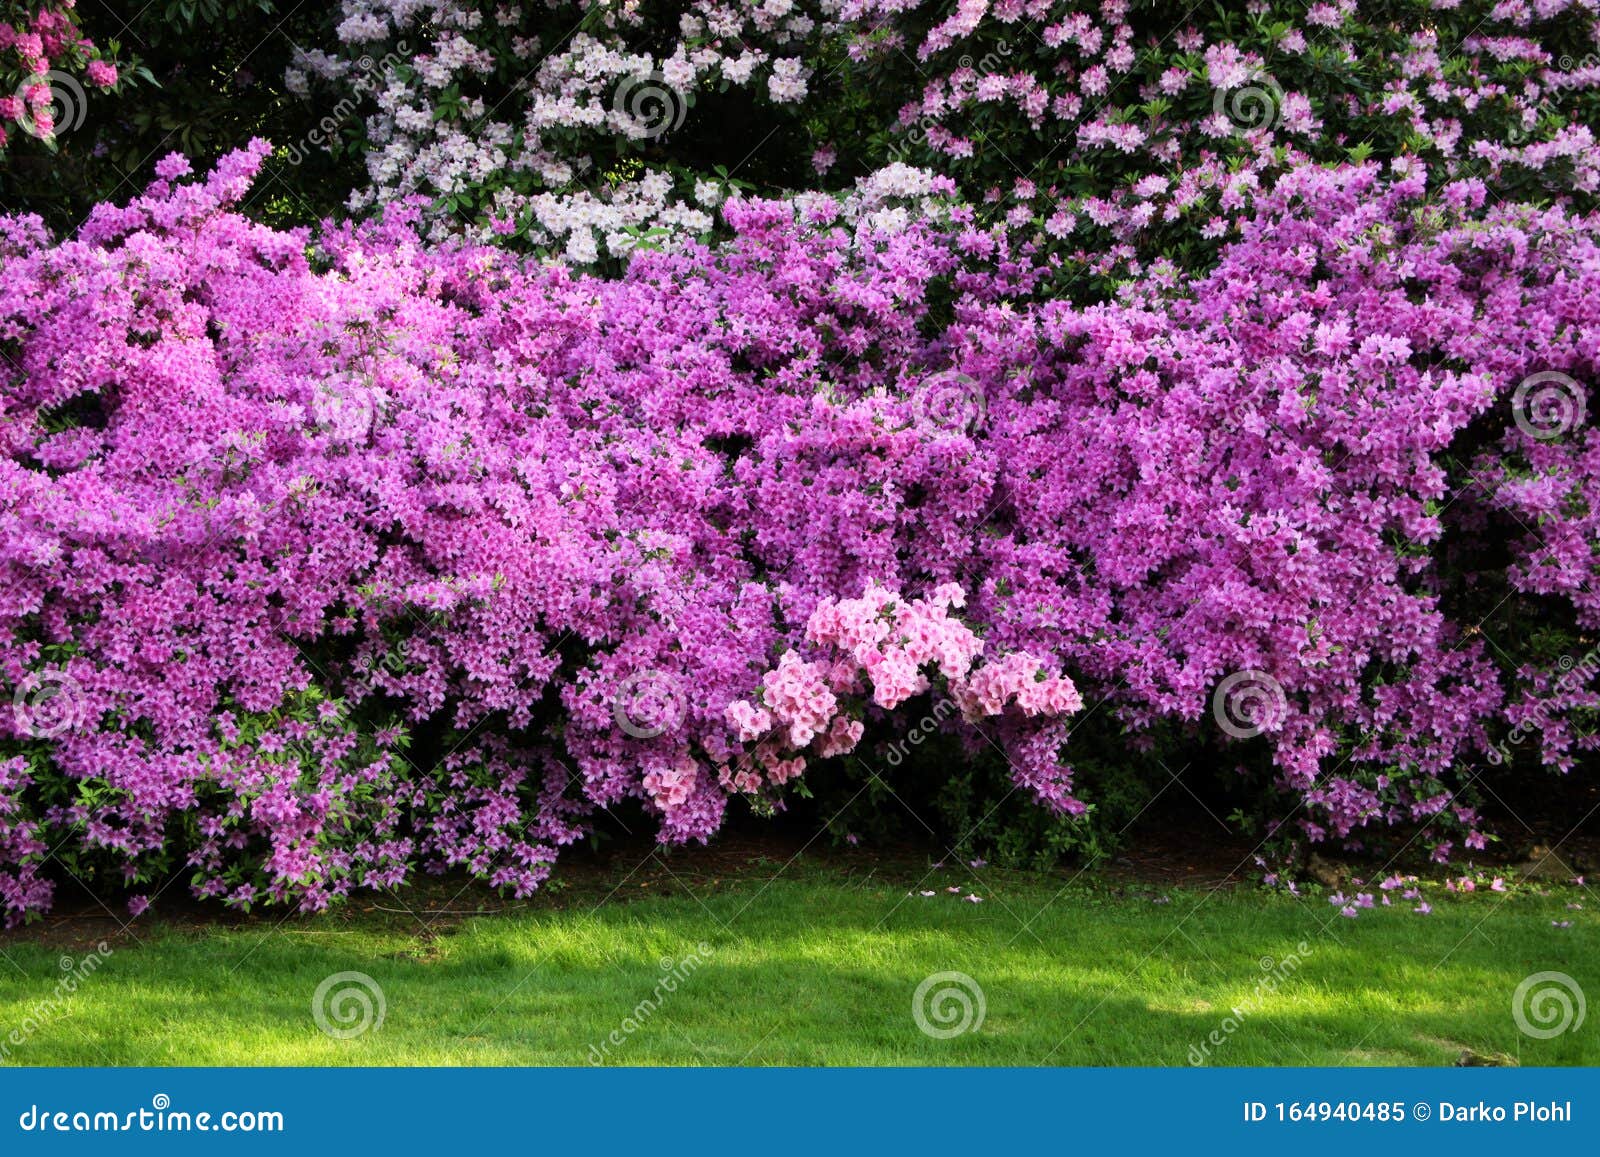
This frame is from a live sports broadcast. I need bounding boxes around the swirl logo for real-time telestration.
[912,370,986,435]
[311,373,380,443]
[312,971,387,1039]
[151,1094,171,1111]
[1212,74,1284,134]
[1513,971,1586,1039]
[1212,670,1287,739]
[912,970,986,1039]
[14,70,89,140]
[1512,371,1586,441]
[612,669,687,739]
[13,671,85,738]
[612,72,687,140]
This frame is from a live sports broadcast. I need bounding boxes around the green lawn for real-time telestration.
[0,854,1594,1066]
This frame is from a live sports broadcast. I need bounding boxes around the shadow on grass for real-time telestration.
[1,874,1593,1066]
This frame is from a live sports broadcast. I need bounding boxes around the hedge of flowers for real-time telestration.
[0,2,1597,921]
[294,1,1600,267]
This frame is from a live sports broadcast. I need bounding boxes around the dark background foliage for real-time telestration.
[1,0,354,230]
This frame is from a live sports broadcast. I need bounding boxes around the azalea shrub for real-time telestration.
[0,144,1081,919]
[289,0,1600,272]
[0,137,1595,921]
[0,1,1597,922]
[833,0,1600,265]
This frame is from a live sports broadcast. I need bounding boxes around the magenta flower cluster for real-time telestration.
[844,0,1600,253]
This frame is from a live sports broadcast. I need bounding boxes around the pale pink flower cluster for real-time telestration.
[719,582,1081,797]
[725,699,772,743]
[952,651,1085,722]
[642,755,699,809]
[760,650,838,747]
[815,715,866,758]
[805,581,982,708]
